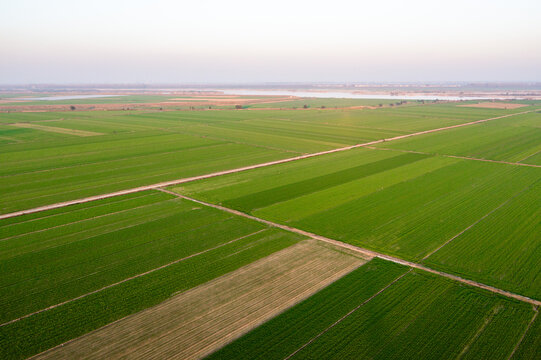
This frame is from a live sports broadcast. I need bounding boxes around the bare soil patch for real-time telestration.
[458,102,528,109]
[33,240,367,360]
[10,123,103,137]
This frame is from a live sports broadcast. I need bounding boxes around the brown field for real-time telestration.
[10,123,103,136]
[0,95,296,112]
[458,102,528,109]
[32,240,369,360]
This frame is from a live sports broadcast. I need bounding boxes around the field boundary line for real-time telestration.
[364,146,541,168]
[457,305,502,359]
[0,229,266,328]
[283,269,411,360]
[506,306,538,360]
[421,182,534,260]
[0,196,178,242]
[1,109,535,220]
[517,148,541,163]
[160,190,541,307]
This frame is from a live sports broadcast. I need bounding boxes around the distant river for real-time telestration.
[220,89,492,101]
[21,95,125,101]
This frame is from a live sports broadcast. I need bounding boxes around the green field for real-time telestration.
[1,99,540,359]
[174,147,541,298]
[375,111,541,164]
[510,312,541,359]
[0,191,303,359]
[2,105,530,215]
[208,258,535,360]
[424,180,541,299]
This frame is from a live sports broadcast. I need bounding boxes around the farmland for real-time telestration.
[33,240,367,360]
[174,144,541,298]
[0,191,304,359]
[0,104,535,215]
[373,111,541,164]
[209,259,536,360]
[0,97,540,359]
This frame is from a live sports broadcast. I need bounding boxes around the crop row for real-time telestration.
[0,191,271,324]
[424,179,541,299]
[376,112,541,164]
[0,226,301,360]
[209,259,536,360]
[176,149,541,298]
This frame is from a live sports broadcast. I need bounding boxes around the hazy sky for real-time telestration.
[1,0,540,84]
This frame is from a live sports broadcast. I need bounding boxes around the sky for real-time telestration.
[1,0,540,84]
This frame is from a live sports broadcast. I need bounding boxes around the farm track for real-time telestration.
[160,189,541,307]
[1,109,536,220]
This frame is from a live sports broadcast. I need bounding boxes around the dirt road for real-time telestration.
[160,189,541,307]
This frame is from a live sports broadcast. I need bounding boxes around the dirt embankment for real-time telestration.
[458,102,528,109]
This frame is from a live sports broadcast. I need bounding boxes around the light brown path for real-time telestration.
[162,190,541,307]
[32,240,368,360]
[10,122,103,136]
[1,109,536,220]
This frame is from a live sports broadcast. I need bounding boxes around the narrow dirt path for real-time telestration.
[160,190,541,307]
[1,109,535,221]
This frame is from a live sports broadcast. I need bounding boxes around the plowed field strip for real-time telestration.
[32,240,367,360]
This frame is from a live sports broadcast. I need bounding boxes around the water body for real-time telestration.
[220,89,493,101]
[21,95,125,101]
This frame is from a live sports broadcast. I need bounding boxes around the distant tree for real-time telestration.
[235,105,243,109]
[303,104,308,109]
[209,106,212,109]
[379,103,383,107]
[70,105,76,111]
[389,103,394,107]
[321,105,326,109]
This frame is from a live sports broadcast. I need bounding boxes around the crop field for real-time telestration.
[208,258,536,360]
[424,180,541,299]
[174,145,541,298]
[34,240,367,360]
[510,311,541,359]
[375,111,541,164]
[1,98,540,359]
[2,105,531,215]
[0,191,304,359]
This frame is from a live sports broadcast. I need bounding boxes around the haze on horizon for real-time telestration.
[1,0,540,85]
